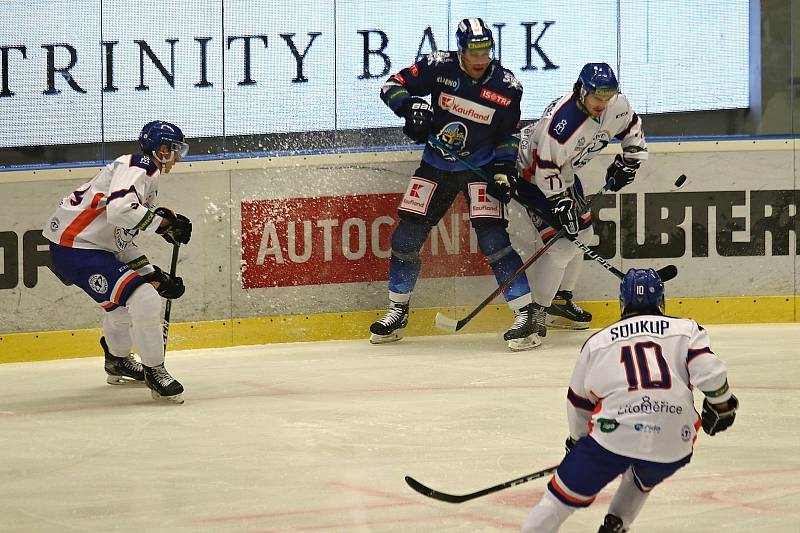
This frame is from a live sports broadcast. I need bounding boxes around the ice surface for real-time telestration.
[0,324,798,532]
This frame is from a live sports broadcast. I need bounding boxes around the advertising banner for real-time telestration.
[0,0,749,148]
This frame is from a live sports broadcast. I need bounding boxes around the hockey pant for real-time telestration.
[388,219,530,307]
[387,162,530,308]
[521,436,691,532]
[49,243,165,367]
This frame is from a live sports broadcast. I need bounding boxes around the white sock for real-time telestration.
[521,491,576,533]
[126,284,165,367]
[102,307,132,358]
[607,468,650,528]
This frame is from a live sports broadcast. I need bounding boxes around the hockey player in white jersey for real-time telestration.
[513,62,648,335]
[521,268,739,533]
[43,121,192,403]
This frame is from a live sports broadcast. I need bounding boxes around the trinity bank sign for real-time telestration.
[0,3,568,147]
[0,1,749,148]
[0,24,557,97]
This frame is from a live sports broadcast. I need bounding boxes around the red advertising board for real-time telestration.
[240,193,493,288]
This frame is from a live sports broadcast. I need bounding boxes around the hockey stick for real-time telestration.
[434,187,609,333]
[427,136,678,283]
[405,464,558,504]
[162,243,180,351]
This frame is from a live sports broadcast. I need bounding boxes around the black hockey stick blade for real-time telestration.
[405,465,558,504]
[656,265,678,282]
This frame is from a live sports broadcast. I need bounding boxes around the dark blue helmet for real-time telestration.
[577,62,619,97]
[138,121,189,159]
[620,268,665,315]
[456,18,494,52]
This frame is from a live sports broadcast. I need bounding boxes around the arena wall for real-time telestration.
[0,138,797,362]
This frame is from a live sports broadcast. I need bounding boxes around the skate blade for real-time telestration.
[545,315,590,330]
[369,328,405,344]
[106,374,145,386]
[150,390,185,404]
[507,334,543,352]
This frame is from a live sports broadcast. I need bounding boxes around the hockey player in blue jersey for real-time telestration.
[371,18,540,351]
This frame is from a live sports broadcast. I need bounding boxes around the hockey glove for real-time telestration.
[155,207,192,245]
[701,394,739,436]
[550,194,580,236]
[398,97,433,144]
[605,154,640,192]
[145,265,185,300]
[564,436,577,455]
[484,160,518,204]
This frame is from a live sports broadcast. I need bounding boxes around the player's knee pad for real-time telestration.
[475,224,514,265]
[126,283,162,323]
[391,220,431,261]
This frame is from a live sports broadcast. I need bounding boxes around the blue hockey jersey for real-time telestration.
[381,50,522,172]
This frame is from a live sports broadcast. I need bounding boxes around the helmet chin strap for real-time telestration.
[152,146,177,166]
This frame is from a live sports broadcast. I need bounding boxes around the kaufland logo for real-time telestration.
[438,93,495,124]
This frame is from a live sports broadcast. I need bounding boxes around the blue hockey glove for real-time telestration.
[398,97,433,144]
[605,154,640,192]
[702,394,738,436]
[155,207,192,245]
[485,160,518,204]
[550,194,579,236]
[145,265,185,299]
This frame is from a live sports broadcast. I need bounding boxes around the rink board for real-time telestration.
[0,138,798,362]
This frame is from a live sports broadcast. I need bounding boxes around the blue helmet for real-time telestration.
[456,18,494,52]
[620,268,665,315]
[577,62,619,97]
[138,121,189,160]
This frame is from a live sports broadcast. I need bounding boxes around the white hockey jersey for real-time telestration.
[43,154,165,266]
[518,92,648,198]
[567,314,732,463]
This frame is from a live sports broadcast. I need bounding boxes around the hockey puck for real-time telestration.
[674,174,687,188]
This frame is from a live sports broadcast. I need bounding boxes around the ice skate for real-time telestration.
[504,303,547,351]
[546,290,592,330]
[369,300,409,344]
[143,363,184,404]
[597,514,627,533]
[101,336,145,385]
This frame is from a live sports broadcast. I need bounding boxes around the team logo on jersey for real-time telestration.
[574,131,611,169]
[479,88,511,107]
[554,119,568,136]
[634,423,661,434]
[114,228,137,250]
[433,122,469,161]
[426,50,451,65]
[408,64,419,77]
[49,217,60,231]
[597,418,619,433]
[88,274,109,295]
[680,425,692,442]
[502,71,522,90]
[436,76,460,90]
[438,93,494,124]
